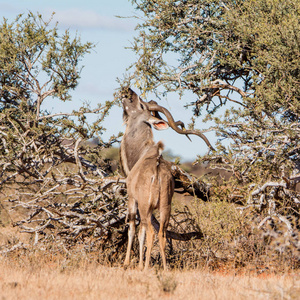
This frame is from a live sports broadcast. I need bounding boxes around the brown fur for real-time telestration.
[119,88,169,176]
[119,87,214,178]
[120,88,174,270]
[124,141,174,270]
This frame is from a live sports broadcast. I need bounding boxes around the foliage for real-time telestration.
[0,12,116,184]
[1,6,299,272]
[128,0,300,178]
[0,13,127,250]
[124,0,300,254]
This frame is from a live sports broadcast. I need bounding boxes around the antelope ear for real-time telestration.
[148,117,169,131]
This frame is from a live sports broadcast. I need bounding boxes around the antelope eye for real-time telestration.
[139,102,147,110]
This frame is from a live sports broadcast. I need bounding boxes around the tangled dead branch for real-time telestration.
[240,178,300,258]
[1,129,209,256]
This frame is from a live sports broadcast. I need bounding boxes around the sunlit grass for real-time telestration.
[0,253,299,300]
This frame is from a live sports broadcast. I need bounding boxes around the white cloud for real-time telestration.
[47,8,135,32]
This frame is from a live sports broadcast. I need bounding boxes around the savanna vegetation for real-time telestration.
[0,1,300,297]
[122,0,300,270]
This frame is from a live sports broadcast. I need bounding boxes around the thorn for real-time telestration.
[186,134,192,142]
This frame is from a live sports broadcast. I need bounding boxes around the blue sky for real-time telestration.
[0,0,216,161]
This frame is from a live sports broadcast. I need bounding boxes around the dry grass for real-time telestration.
[0,254,299,300]
[1,183,299,299]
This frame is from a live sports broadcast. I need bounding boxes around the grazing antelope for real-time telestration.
[120,88,215,177]
[120,87,213,269]
[124,141,174,270]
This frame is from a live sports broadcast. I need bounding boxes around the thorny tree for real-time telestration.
[124,0,300,255]
[0,13,128,251]
[0,13,205,258]
[1,4,299,268]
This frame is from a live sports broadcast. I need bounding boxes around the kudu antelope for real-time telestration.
[120,88,215,177]
[124,140,174,270]
[120,88,213,270]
